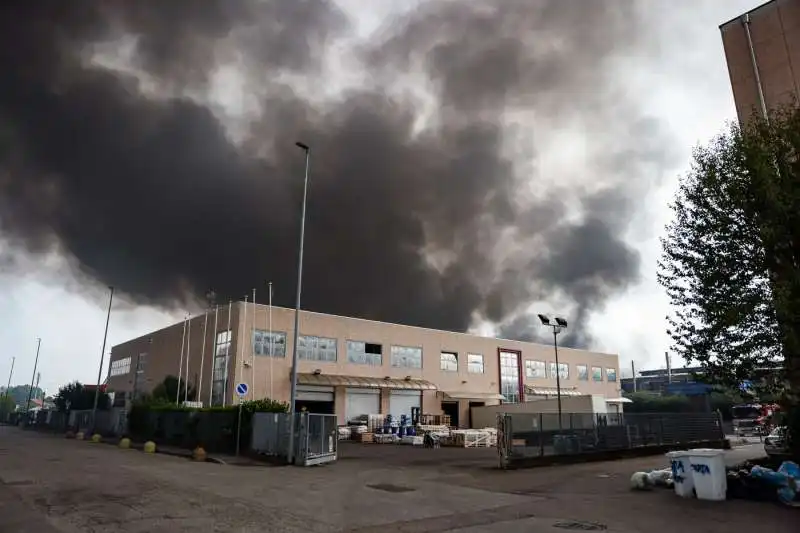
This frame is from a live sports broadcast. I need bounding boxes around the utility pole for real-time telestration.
[24,338,42,418]
[92,286,114,433]
[3,356,15,409]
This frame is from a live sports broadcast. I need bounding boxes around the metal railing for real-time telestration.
[497,412,725,469]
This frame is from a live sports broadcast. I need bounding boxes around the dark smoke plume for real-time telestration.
[0,0,671,346]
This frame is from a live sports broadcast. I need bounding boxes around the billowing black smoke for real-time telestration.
[0,0,670,345]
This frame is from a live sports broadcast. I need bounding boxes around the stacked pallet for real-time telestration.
[354,432,374,443]
[417,424,450,437]
[442,429,497,448]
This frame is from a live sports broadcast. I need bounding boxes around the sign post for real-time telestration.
[235,383,248,456]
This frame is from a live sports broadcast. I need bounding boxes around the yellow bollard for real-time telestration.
[119,437,131,449]
[192,446,207,462]
[75,431,85,441]
[91,433,102,443]
[143,441,156,454]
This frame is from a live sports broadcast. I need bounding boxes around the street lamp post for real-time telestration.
[287,141,310,465]
[537,314,568,431]
[92,286,114,432]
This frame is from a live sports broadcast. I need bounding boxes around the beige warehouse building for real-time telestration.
[721,0,800,122]
[107,303,621,427]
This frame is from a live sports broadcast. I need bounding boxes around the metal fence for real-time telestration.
[497,412,725,469]
[251,412,337,466]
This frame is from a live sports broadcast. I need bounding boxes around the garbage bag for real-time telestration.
[750,461,799,507]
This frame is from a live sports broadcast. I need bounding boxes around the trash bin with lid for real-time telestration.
[688,448,727,501]
[666,450,694,498]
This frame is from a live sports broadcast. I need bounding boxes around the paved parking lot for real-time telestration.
[0,426,793,533]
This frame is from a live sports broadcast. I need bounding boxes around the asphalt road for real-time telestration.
[0,426,793,533]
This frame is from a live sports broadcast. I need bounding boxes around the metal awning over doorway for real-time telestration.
[297,373,437,390]
[524,385,584,397]
[439,391,504,401]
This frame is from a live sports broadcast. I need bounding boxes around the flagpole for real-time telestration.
[176,316,187,404]
[208,305,219,407]
[239,295,248,405]
[251,288,256,400]
[198,308,209,405]
[223,300,232,407]
[268,281,273,399]
[184,316,192,403]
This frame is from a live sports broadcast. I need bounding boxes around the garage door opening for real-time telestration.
[442,401,459,428]
[296,385,335,416]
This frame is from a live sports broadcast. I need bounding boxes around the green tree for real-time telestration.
[54,382,110,412]
[151,375,197,403]
[659,106,800,457]
[0,394,16,414]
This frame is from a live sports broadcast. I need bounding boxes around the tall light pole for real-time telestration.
[25,338,42,418]
[92,286,114,431]
[287,141,310,464]
[537,314,568,431]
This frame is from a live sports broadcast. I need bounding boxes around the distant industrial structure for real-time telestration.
[621,367,711,396]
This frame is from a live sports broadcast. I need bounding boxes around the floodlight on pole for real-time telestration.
[538,313,568,431]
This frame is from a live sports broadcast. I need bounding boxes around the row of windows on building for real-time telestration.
[523,360,617,382]
[205,329,487,372]
[209,329,617,381]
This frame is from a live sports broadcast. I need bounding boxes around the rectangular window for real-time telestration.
[577,364,589,381]
[211,329,232,406]
[347,341,383,365]
[109,356,132,377]
[549,362,569,379]
[467,353,484,374]
[252,329,287,357]
[440,351,458,372]
[135,353,147,374]
[298,335,337,362]
[499,350,521,403]
[525,360,546,379]
[592,366,603,382]
[391,345,422,369]
[606,368,617,382]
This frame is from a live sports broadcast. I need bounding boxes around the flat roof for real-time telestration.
[113,300,617,358]
[719,0,776,29]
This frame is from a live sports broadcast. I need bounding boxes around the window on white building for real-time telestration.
[467,353,484,374]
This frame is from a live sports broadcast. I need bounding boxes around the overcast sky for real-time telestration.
[0,1,763,395]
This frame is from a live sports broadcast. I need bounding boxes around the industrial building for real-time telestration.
[721,0,800,123]
[107,303,622,427]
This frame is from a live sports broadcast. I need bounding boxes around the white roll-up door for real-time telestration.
[296,385,334,402]
[345,388,380,422]
[389,390,421,421]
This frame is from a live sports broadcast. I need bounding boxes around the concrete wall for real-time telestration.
[721,0,800,122]
[108,303,622,424]
[470,395,603,429]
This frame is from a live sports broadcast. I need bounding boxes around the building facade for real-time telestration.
[721,0,800,123]
[107,303,621,427]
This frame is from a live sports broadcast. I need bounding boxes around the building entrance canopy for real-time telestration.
[297,373,437,390]
[524,385,583,397]
[439,391,504,401]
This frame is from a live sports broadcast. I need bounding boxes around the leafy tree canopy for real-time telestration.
[659,106,800,455]
[54,382,110,412]
[151,375,197,403]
